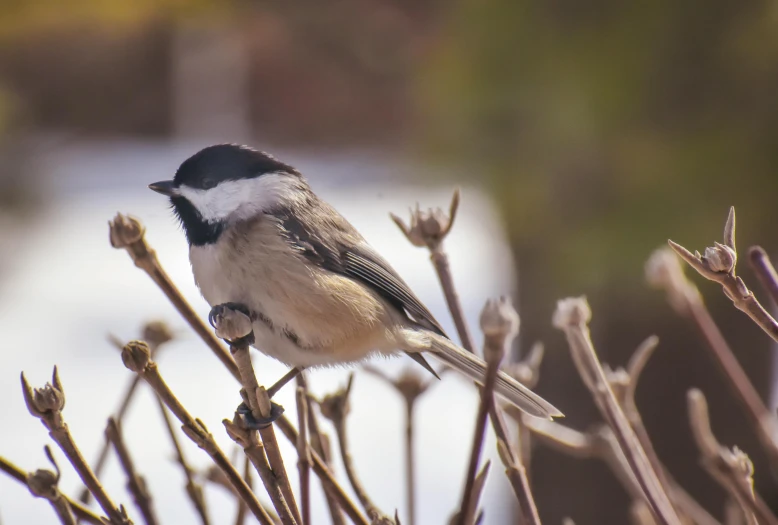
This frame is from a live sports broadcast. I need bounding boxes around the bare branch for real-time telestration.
[747,246,778,308]
[687,390,777,525]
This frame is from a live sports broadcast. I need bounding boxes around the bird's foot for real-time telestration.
[209,303,254,345]
[236,401,285,429]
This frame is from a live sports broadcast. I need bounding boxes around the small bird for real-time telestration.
[149,144,562,419]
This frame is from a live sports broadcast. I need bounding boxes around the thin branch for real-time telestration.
[110,213,368,525]
[155,396,210,525]
[747,246,778,308]
[606,336,721,525]
[25,446,76,525]
[233,455,252,525]
[1,455,103,524]
[362,365,435,525]
[211,305,301,525]
[553,297,680,525]
[667,207,778,342]
[317,375,388,522]
[120,341,274,525]
[21,368,132,525]
[301,373,346,525]
[390,189,475,352]
[296,386,311,525]
[687,390,777,525]
[105,419,159,525]
[449,462,491,525]
[647,247,778,475]
[81,322,174,507]
[480,297,540,525]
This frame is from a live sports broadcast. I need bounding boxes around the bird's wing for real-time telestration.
[276,204,446,377]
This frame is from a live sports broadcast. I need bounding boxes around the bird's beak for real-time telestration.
[148,180,178,197]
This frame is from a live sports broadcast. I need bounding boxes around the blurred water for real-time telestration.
[0,141,519,525]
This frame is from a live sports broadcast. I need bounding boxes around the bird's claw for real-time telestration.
[236,401,285,429]
[209,303,254,344]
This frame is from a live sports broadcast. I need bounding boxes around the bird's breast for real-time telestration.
[188,218,391,356]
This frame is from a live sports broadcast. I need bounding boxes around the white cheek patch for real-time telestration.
[178,173,299,223]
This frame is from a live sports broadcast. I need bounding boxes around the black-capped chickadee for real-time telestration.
[149,144,562,419]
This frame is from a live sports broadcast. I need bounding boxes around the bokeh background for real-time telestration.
[1,1,778,524]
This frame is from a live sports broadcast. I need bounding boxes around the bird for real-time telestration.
[149,144,562,420]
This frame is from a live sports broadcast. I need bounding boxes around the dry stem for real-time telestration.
[687,390,777,525]
[1,452,103,525]
[296,386,311,525]
[747,246,778,308]
[111,213,367,525]
[21,367,132,525]
[481,297,540,525]
[155,396,210,524]
[318,375,388,522]
[301,373,346,525]
[647,247,778,474]
[553,297,680,525]
[362,365,435,525]
[667,207,778,343]
[120,341,274,525]
[81,322,174,507]
[105,419,159,525]
[212,306,301,525]
[390,189,475,352]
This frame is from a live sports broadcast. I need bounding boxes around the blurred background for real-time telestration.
[1,1,778,524]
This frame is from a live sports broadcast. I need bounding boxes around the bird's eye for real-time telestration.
[201,178,217,190]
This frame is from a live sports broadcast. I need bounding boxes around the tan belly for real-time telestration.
[189,218,395,364]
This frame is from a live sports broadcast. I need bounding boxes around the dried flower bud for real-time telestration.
[318,375,354,423]
[109,213,145,249]
[22,368,66,420]
[552,297,592,329]
[142,321,174,348]
[645,247,699,312]
[480,296,519,365]
[33,384,66,414]
[26,469,59,499]
[390,189,460,250]
[703,242,737,273]
[394,369,429,404]
[122,340,151,373]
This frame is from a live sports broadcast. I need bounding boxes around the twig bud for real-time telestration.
[22,368,66,421]
[318,374,354,424]
[480,296,519,365]
[703,243,737,273]
[142,321,174,348]
[26,469,59,499]
[552,297,592,329]
[108,213,145,249]
[121,341,151,373]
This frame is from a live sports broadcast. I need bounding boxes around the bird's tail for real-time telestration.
[428,334,563,420]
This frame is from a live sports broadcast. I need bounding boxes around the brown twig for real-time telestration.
[21,368,132,525]
[80,322,174,507]
[390,189,475,352]
[317,375,388,522]
[105,419,159,525]
[449,462,491,525]
[296,386,311,525]
[120,341,274,525]
[25,446,77,525]
[553,297,680,525]
[211,306,301,525]
[302,374,346,525]
[362,365,435,525]
[667,207,778,343]
[234,455,252,525]
[111,212,367,525]
[647,247,778,474]
[687,389,777,525]
[480,297,541,525]
[605,336,721,525]
[155,396,210,525]
[457,298,515,525]
[747,246,778,308]
[502,342,545,470]
[0,455,104,524]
